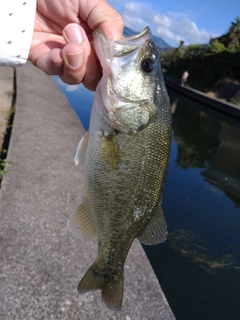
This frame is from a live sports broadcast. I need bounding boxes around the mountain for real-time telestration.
[123,26,172,51]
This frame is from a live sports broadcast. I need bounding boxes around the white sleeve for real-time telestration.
[0,0,37,67]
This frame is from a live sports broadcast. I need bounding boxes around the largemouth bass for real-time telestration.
[69,26,172,310]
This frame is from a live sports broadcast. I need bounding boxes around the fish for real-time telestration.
[69,26,172,310]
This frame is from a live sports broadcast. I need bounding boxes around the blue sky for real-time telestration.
[108,0,240,46]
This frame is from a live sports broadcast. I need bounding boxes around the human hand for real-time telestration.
[29,0,123,90]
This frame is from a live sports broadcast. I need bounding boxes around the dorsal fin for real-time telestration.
[137,206,167,245]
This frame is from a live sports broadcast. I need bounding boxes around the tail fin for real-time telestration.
[78,263,124,311]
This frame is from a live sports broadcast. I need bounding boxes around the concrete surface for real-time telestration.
[0,62,176,320]
[165,77,240,119]
[0,67,14,150]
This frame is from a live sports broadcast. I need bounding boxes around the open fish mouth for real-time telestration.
[93,27,159,134]
[93,27,153,76]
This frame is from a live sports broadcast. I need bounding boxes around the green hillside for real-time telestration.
[161,17,240,104]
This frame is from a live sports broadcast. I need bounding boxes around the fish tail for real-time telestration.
[78,263,124,311]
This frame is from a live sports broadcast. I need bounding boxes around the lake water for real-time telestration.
[54,76,240,320]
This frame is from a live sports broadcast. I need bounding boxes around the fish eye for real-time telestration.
[141,58,155,73]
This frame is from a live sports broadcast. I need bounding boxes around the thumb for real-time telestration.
[61,24,100,89]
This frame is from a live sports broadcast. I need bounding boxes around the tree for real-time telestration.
[179,40,185,48]
[228,17,240,50]
[229,16,240,34]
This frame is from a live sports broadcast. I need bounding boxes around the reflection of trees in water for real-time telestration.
[172,97,220,169]
[170,91,240,206]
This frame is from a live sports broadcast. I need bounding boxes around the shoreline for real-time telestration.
[164,77,240,119]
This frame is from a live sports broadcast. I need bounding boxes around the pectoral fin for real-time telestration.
[68,199,96,241]
[137,206,167,245]
[75,131,89,165]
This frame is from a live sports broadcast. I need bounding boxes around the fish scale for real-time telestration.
[69,26,172,310]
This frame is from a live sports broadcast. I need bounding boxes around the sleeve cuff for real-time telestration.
[0,0,37,67]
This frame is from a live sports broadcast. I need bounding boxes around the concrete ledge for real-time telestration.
[0,62,176,320]
[165,77,240,119]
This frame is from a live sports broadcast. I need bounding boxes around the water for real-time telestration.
[54,77,240,320]
[53,76,94,130]
[144,93,240,320]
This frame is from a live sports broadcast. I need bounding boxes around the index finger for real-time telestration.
[79,0,124,40]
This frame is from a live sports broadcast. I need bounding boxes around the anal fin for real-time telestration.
[137,206,167,245]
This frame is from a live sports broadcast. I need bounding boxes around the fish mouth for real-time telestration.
[93,27,156,134]
[110,26,152,57]
[93,27,152,76]
[93,26,154,104]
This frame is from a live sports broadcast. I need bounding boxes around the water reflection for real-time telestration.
[171,92,240,207]
[53,76,93,130]
[145,89,240,320]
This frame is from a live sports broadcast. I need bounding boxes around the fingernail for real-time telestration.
[53,59,63,68]
[65,25,83,43]
[66,51,83,68]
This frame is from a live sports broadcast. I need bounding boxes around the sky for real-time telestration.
[108,0,240,46]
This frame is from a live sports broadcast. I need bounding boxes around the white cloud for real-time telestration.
[174,18,210,44]
[152,13,173,29]
[116,1,211,46]
[65,84,83,93]
[123,15,147,32]
[122,1,144,15]
[123,1,141,14]
[53,76,84,93]
[167,10,195,20]
[120,2,150,32]
[156,26,183,44]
